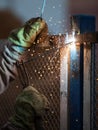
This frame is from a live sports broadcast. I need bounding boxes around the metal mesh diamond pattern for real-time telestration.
[21,47,60,130]
[0,46,60,130]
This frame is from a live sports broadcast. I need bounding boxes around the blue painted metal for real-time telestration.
[69,45,83,130]
[69,15,95,130]
[71,15,95,33]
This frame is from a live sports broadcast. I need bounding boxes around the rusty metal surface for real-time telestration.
[0,79,22,127]
[75,32,98,43]
[17,47,60,130]
[0,45,60,130]
[95,43,98,129]
[89,43,98,130]
[49,32,98,46]
[0,33,98,130]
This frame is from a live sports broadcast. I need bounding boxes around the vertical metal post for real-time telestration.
[60,47,69,130]
[69,15,95,130]
[83,43,91,130]
[68,44,83,130]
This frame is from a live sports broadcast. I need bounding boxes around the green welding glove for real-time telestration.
[8,17,48,48]
[9,85,50,130]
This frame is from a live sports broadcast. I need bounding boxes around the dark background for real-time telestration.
[0,0,97,38]
[69,0,98,30]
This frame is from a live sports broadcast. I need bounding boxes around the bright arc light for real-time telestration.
[64,31,77,57]
[65,31,76,44]
[70,42,76,50]
[70,32,77,58]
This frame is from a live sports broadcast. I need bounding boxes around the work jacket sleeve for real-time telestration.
[0,40,26,94]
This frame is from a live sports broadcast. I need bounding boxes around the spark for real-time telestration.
[16,85,19,88]
[38,71,40,74]
[50,17,53,19]
[34,69,37,73]
[50,93,53,97]
[52,6,55,9]
[42,55,45,58]
[65,31,76,44]
[31,53,33,56]
[48,67,51,70]
[28,49,30,51]
[59,4,62,7]
[51,71,54,74]
[51,111,54,114]
[40,74,43,77]
[38,7,41,10]
[58,21,62,24]
[49,19,52,22]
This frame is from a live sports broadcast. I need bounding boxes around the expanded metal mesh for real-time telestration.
[0,40,22,127]
[0,80,22,127]
[19,47,60,130]
[95,43,98,130]
[90,43,98,130]
[0,46,60,130]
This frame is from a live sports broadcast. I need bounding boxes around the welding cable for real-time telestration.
[40,0,46,18]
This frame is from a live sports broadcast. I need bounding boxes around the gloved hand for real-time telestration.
[8,17,48,48]
[0,17,49,94]
[8,85,49,130]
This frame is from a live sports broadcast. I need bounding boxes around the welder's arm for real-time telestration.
[0,17,47,94]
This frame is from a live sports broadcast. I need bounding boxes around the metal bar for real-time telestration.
[60,47,69,130]
[49,32,98,45]
[68,45,83,130]
[75,32,98,43]
[69,15,96,130]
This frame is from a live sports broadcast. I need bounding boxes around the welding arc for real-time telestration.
[40,0,46,18]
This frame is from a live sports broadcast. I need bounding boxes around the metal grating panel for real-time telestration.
[18,47,60,130]
[0,79,22,127]
[95,43,98,130]
[0,40,23,127]
[0,46,60,130]
[90,43,98,130]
